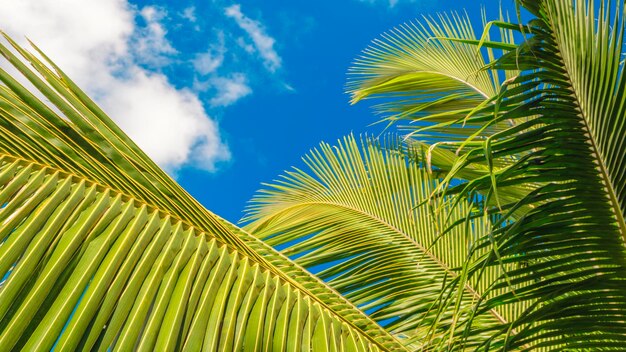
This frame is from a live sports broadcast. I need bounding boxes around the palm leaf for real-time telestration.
[347,11,517,142]
[0,34,408,351]
[243,135,531,349]
[346,11,532,206]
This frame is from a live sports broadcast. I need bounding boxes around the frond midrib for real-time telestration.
[248,199,509,326]
[217,215,411,351]
[3,153,406,352]
[544,12,626,245]
[415,70,492,99]
[352,69,492,102]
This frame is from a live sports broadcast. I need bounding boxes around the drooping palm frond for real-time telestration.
[346,10,529,208]
[243,135,536,349]
[0,35,408,351]
[396,0,626,349]
[347,11,518,142]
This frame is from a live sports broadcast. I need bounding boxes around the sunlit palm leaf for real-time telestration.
[347,12,517,142]
[244,135,529,349]
[0,35,408,351]
[346,11,528,204]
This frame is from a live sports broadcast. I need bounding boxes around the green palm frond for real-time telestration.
[244,135,531,349]
[0,35,408,351]
[400,0,626,349]
[347,11,517,141]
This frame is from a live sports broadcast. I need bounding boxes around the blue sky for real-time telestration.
[0,0,516,223]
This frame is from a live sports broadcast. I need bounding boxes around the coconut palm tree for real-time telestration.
[244,0,626,350]
[0,0,624,351]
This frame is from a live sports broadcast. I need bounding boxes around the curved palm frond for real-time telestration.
[347,11,517,142]
[346,10,529,207]
[244,135,533,349]
[0,35,408,351]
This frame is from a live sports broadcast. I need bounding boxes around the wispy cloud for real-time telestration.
[181,6,197,23]
[179,6,201,32]
[0,0,230,173]
[208,74,252,107]
[187,4,286,108]
[133,6,177,68]
[190,30,252,108]
[193,32,225,75]
[193,51,224,76]
[224,4,282,73]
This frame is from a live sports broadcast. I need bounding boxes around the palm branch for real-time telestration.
[243,135,534,349]
[346,10,518,143]
[0,34,408,351]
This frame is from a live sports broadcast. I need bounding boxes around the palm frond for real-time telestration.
[347,11,517,140]
[244,135,529,349]
[0,34,407,351]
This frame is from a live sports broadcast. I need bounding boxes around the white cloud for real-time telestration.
[181,6,197,23]
[0,0,230,173]
[133,6,177,67]
[101,68,230,171]
[193,32,225,76]
[224,4,281,73]
[209,74,252,108]
[236,37,256,54]
[190,32,253,108]
[193,51,224,76]
[180,6,201,32]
